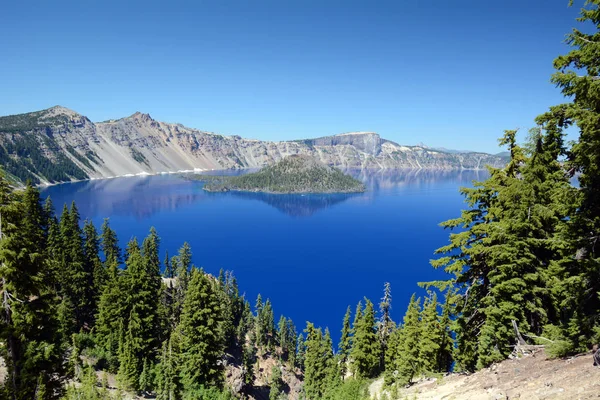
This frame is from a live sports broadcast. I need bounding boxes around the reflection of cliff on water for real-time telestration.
[41,175,204,219]
[212,191,359,218]
[347,168,489,192]
[40,169,492,221]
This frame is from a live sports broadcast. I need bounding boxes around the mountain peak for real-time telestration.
[43,105,81,118]
[129,111,154,122]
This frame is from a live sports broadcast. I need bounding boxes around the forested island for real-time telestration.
[2,2,600,400]
[199,155,366,194]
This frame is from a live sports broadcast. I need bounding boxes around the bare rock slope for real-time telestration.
[370,350,600,400]
[0,106,507,184]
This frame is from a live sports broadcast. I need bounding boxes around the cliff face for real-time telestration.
[0,106,507,184]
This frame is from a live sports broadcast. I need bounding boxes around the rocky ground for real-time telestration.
[370,350,600,400]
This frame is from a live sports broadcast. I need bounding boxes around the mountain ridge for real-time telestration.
[0,106,508,184]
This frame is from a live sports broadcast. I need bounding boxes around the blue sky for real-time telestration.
[0,0,583,153]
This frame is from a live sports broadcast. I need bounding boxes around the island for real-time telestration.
[194,155,366,194]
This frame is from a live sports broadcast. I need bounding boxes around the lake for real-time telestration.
[40,169,488,344]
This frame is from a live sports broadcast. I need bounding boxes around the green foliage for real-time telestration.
[338,305,352,378]
[0,180,64,399]
[303,322,333,399]
[202,154,366,193]
[177,268,225,391]
[269,365,284,400]
[350,298,381,379]
[63,366,115,400]
[322,378,370,400]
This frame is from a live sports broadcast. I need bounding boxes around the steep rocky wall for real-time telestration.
[0,106,507,184]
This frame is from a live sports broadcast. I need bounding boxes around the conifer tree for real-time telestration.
[0,180,64,399]
[349,298,381,379]
[59,202,94,331]
[100,218,121,269]
[156,337,180,400]
[532,0,600,353]
[262,299,275,350]
[115,232,162,388]
[383,327,402,386]
[436,292,454,373]
[83,219,105,318]
[285,318,297,366]
[177,268,225,392]
[395,294,421,385]
[378,282,393,371]
[296,334,306,371]
[171,242,192,326]
[268,365,284,400]
[419,292,442,373]
[163,250,173,278]
[338,306,352,378]
[303,323,329,399]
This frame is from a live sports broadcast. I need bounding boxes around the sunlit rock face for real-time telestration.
[0,106,507,184]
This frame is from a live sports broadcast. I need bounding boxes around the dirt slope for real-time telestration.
[371,350,600,400]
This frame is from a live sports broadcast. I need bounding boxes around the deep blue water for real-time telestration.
[40,169,488,344]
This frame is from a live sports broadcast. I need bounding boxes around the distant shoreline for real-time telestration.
[35,165,493,189]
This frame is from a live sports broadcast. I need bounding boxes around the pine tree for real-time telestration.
[383,326,402,386]
[395,294,421,385]
[262,299,275,350]
[378,282,393,371]
[114,231,163,389]
[303,323,330,400]
[58,202,94,331]
[171,242,192,326]
[177,268,225,392]
[349,298,381,379]
[296,333,306,371]
[0,180,64,399]
[338,306,352,378]
[164,250,173,278]
[117,315,138,390]
[419,292,442,373]
[253,294,264,347]
[100,218,121,269]
[156,337,180,400]
[268,364,284,400]
[83,219,105,321]
[533,0,600,353]
[436,291,454,373]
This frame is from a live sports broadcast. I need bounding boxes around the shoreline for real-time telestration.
[35,166,491,189]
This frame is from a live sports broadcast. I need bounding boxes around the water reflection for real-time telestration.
[348,168,487,192]
[225,191,360,217]
[41,169,490,220]
[42,175,203,219]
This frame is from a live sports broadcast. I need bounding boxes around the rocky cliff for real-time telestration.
[0,106,507,184]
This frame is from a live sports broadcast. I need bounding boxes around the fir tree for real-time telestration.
[338,306,352,378]
[59,202,94,331]
[0,180,64,399]
[396,294,422,385]
[100,218,121,269]
[419,292,442,373]
[378,282,393,370]
[83,219,105,320]
[177,268,225,392]
[303,323,330,400]
[268,365,284,400]
[436,291,454,373]
[349,298,381,379]
[533,0,600,353]
[156,337,180,400]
